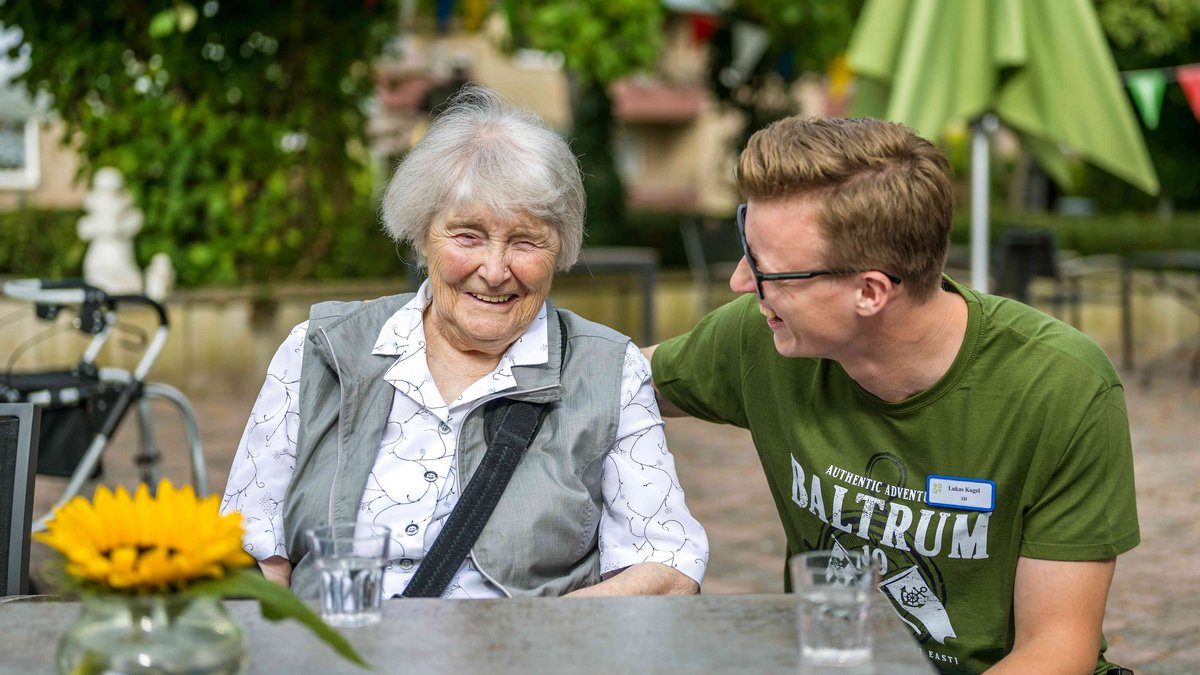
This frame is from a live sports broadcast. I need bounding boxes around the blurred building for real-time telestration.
[368,18,571,170]
[2,4,768,220]
[0,78,86,211]
[610,9,743,217]
[367,4,745,218]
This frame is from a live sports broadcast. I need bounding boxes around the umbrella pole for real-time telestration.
[970,115,998,292]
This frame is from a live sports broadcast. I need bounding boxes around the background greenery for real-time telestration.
[1089,0,1200,211]
[948,212,1200,258]
[2,0,1199,286]
[0,209,86,278]
[3,0,403,286]
[511,0,664,243]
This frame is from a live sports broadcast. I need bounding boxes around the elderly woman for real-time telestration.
[221,86,708,598]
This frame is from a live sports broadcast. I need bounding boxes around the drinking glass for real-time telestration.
[306,523,391,628]
[789,549,880,666]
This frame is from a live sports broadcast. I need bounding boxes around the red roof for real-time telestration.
[611,80,706,124]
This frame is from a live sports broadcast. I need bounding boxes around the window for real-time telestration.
[0,114,40,189]
[0,24,40,190]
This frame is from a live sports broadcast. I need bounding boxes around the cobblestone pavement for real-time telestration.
[27,365,1199,673]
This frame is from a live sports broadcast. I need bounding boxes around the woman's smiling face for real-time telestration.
[423,207,561,356]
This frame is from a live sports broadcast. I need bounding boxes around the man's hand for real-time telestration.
[258,555,293,588]
[640,344,689,418]
[988,557,1116,674]
[564,562,699,597]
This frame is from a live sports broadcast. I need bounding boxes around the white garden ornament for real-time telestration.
[78,167,144,294]
[77,167,174,299]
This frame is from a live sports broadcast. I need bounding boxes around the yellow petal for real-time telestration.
[45,478,252,589]
[137,547,175,588]
[109,546,137,574]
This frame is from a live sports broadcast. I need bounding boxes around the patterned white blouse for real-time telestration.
[221,282,708,598]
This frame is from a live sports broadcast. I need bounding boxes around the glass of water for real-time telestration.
[789,549,880,666]
[306,523,391,628]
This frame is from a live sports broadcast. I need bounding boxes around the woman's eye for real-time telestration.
[512,241,536,251]
[453,233,481,244]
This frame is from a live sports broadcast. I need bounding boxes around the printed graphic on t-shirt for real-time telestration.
[789,452,992,649]
[881,565,956,644]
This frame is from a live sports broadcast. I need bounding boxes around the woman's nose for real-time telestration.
[478,246,512,286]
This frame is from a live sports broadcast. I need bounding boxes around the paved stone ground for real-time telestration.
[26,364,1199,673]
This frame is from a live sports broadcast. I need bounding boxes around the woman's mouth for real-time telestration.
[469,292,516,304]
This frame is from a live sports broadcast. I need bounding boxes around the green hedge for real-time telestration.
[0,208,86,279]
[0,205,411,286]
[0,206,690,285]
[951,211,1200,257]
[7,207,1200,284]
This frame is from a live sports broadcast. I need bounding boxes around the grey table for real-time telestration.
[1,594,936,674]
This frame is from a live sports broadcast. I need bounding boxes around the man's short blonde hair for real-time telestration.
[737,117,953,301]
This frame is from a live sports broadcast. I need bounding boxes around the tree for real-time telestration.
[3,1,398,285]
[1091,0,1200,210]
[1099,0,1200,58]
[507,0,664,243]
[708,0,863,150]
[507,1,861,241]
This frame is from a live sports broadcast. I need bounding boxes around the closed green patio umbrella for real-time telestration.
[848,0,1159,291]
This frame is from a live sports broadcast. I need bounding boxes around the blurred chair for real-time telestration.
[0,403,40,596]
[945,244,971,276]
[681,216,743,316]
[992,227,1120,329]
[993,228,1062,305]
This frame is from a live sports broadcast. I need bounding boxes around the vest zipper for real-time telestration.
[317,326,348,528]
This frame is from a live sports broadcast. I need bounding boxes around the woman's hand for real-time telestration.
[565,562,699,597]
[258,556,293,588]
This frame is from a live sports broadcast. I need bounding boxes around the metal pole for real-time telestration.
[970,116,997,292]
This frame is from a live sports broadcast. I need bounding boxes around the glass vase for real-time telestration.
[57,593,248,675]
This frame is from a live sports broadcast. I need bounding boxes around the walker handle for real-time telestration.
[2,278,169,327]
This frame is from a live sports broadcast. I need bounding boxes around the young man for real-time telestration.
[646,117,1138,673]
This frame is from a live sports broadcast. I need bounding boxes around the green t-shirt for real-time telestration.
[653,280,1139,674]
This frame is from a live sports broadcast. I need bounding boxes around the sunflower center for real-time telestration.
[99,545,181,558]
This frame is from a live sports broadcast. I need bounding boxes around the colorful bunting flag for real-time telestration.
[462,0,489,32]
[689,13,719,44]
[1177,65,1200,122]
[726,21,769,86]
[828,53,853,101]
[1126,69,1167,130]
[436,0,455,34]
[826,53,853,117]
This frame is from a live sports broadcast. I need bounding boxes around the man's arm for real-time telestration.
[987,556,1116,674]
[564,562,699,597]
[640,344,690,418]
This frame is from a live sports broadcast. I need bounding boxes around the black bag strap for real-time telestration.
[400,314,566,598]
[400,399,545,597]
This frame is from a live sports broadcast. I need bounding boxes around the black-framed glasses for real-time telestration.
[735,203,902,299]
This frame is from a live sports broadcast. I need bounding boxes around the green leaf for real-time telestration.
[148,10,177,38]
[186,569,371,670]
[175,3,199,33]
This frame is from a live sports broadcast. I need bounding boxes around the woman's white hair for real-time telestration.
[381,84,585,271]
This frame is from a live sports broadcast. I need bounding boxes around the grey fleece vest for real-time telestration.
[281,294,629,598]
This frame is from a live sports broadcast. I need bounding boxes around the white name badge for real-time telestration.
[926,475,995,512]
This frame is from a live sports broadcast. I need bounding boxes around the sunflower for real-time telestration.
[34,480,254,591]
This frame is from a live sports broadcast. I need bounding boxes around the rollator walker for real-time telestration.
[1,278,206,532]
